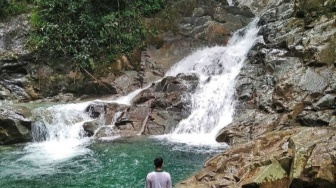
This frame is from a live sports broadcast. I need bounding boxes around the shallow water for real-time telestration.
[0,137,222,188]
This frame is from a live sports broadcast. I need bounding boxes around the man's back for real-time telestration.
[146,171,171,188]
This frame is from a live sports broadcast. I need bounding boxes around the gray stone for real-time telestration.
[297,110,333,127]
[314,94,336,109]
[0,106,32,144]
[299,68,329,93]
[0,14,31,58]
[83,120,101,137]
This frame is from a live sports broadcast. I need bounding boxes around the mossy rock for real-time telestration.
[240,158,289,188]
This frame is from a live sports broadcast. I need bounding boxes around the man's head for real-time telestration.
[154,157,163,168]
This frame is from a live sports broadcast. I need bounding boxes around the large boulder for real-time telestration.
[82,73,200,138]
[133,73,199,135]
[0,106,32,144]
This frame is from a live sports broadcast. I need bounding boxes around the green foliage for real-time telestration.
[134,0,164,16]
[29,0,165,70]
[0,0,33,20]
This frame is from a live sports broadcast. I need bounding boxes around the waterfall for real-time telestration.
[32,102,92,141]
[21,102,93,164]
[24,19,260,163]
[31,121,48,142]
[25,87,152,164]
[93,84,153,105]
[165,19,260,145]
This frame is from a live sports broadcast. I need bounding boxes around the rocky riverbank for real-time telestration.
[177,0,336,187]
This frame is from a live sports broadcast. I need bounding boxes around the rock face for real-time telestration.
[227,0,336,141]
[0,14,34,101]
[83,73,199,139]
[0,106,32,144]
[177,127,336,188]
[135,0,255,88]
[178,0,336,187]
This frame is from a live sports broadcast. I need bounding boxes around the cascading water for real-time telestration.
[32,102,91,141]
[26,87,146,164]
[94,87,148,105]
[26,102,93,164]
[165,19,260,145]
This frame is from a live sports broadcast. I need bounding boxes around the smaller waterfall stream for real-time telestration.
[26,86,151,165]
[27,102,92,164]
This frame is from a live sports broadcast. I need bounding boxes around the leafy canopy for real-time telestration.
[30,0,164,69]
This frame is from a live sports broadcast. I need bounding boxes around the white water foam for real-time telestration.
[161,19,260,146]
[23,86,147,167]
[23,102,93,166]
[94,88,144,105]
[93,82,158,105]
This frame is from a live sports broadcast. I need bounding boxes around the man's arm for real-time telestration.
[145,174,151,188]
[167,173,172,188]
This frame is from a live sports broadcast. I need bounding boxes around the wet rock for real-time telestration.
[86,102,129,122]
[33,93,76,103]
[176,1,253,45]
[86,102,107,119]
[83,119,101,137]
[112,71,140,94]
[94,126,138,140]
[0,106,32,144]
[111,73,199,135]
[94,126,118,139]
[80,103,137,139]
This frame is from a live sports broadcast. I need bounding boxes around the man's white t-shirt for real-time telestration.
[146,171,172,188]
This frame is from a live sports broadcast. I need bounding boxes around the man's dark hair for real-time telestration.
[154,157,163,168]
